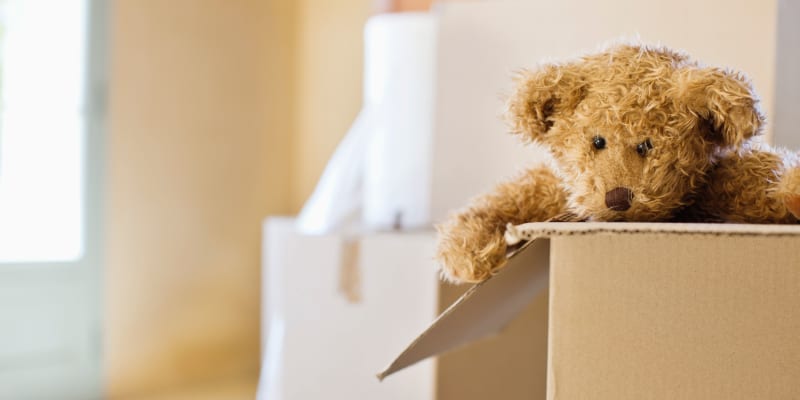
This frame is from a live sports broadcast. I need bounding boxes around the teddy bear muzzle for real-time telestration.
[605,187,633,211]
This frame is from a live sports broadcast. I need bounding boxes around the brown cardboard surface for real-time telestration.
[436,284,549,400]
[382,222,800,399]
[549,232,800,399]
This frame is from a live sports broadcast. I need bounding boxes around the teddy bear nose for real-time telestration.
[605,187,633,211]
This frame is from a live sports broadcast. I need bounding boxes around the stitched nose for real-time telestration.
[605,187,633,211]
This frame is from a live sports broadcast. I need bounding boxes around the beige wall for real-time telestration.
[107,0,464,396]
[107,0,295,396]
[291,0,372,210]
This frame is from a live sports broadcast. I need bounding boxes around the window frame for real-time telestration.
[0,0,107,397]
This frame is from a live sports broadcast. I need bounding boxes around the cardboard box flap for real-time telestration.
[377,238,551,380]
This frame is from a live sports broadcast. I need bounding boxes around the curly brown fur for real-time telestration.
[436,165,567,283]
[438,43,800,283]
[695,145,800,223]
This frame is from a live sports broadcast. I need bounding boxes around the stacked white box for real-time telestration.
[258,218,439,400]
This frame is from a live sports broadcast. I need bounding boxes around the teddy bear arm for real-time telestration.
[436,165,568,283]
[694,147,800,223]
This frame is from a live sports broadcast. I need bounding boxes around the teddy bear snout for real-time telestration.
[605,187,633,211]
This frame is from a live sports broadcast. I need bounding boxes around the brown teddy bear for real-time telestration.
[437,43,800,283]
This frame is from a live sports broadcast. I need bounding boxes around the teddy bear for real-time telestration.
[437,43,800,284]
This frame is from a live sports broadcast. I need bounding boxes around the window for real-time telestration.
[0,0,87,262]
[0,0,105,397]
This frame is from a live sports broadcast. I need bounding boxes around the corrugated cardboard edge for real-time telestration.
[377,238,550,380]
[508,221,800,239]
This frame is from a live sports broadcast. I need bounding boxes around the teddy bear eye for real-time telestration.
[636,139,653,157]
[592,136,606,150]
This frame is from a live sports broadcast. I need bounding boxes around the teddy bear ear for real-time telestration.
[506,63,587,141]
[675,67,765,148]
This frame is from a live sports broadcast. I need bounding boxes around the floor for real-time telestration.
[120,374,258,400]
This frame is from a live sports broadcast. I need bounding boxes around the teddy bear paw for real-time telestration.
[779,166,800,220]
[436,233,507,284]
[786,194,800,220]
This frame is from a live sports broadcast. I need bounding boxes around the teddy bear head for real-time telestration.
[507,44,764,221]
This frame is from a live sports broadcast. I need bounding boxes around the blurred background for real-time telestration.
[0,0,796,399]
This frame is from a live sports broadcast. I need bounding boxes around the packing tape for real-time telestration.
[338,237,362,303]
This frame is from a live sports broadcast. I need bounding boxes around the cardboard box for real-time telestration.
[259,218,550,399]
[381,222,800,399]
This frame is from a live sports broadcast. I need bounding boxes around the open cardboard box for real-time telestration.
[380,222,800,399]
